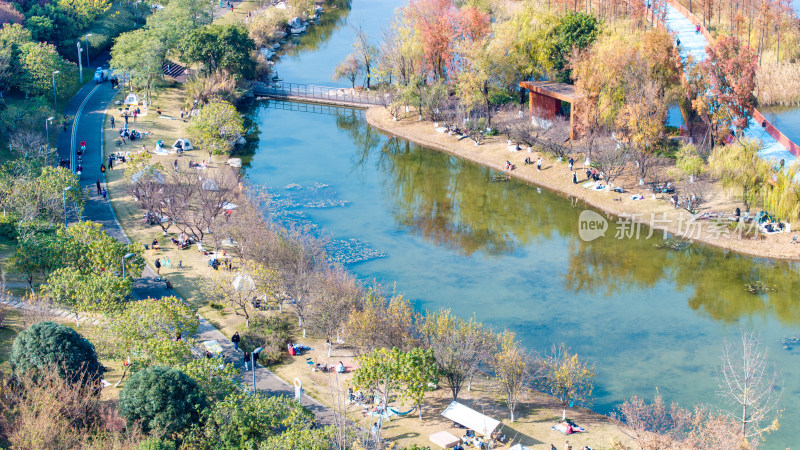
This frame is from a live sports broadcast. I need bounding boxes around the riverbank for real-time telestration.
[365,106,800,261]
[99,88,641,449]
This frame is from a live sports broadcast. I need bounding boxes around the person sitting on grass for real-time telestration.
[152,239,160,250]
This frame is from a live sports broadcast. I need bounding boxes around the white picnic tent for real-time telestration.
[124,93,141,105]
[441,401,500,436]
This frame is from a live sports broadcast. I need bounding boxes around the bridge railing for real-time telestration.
[258,82,392,106]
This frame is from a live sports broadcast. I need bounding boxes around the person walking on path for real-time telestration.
[96,179,101,194]
[232,332,241,352]
[133,110,137,125]
[572,171,578,184]
[568,157,574,171]
[537,157,542,171]
[124,114,129,125]
[154,258,161,275]
[243,351,250,370]
[173,159,178,172]
[110,116,115,128]
[108,155,114,170]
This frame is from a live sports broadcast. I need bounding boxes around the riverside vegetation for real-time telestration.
[0,0,796,448]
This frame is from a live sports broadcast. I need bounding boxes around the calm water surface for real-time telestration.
[248,1,800,447]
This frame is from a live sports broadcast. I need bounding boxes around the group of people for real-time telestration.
[118,128,142,144]
[585,168,602,182]
[170,232,192,249]
[188,160,208,169]
[286,342,311,356]
[523,157,543,170]
[313,361,345,373]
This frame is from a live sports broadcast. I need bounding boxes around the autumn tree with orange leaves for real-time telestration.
[402,0,489,81]
[692,36,758,147]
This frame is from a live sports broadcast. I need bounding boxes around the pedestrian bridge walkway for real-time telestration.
[252,82,392,109]
[661,0,798,166]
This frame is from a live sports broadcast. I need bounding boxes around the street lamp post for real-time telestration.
[52,70,60,110]
[122,252,135,279]
[251,347,263,393]
[77,42,83,83]
[62,186,73,228]
[85,34,92,67]
[45,117,54,151]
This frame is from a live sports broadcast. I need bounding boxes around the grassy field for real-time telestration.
[101,84,249,334]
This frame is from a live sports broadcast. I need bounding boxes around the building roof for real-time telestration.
[519,81,582,103]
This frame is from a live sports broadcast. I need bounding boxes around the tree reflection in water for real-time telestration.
[273,0,353,60]
[334,109,800,326]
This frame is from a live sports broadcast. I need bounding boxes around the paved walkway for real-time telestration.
[56,49,333,425]
[662,2,796,166]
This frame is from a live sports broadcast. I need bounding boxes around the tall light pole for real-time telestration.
[251,347,263,393]
[77,42,83,83]
[84,34,92,67]
[45,116,54,151]
[122,252,135,279]
[62,186,73,228]
[52,70,60,110]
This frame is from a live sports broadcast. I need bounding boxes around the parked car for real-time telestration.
[93,67,108,83]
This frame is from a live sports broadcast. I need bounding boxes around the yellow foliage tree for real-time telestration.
[540,343,595,421]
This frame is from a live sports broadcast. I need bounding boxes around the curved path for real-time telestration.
[662,2,797,165]
[56,65,334,426]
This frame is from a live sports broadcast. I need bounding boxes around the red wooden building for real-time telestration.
[519,81,583,140]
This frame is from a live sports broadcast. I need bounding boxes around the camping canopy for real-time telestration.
[124,93,141,105]
[173,138,193,150]
[131,167,164,184]
[440,401,500,436]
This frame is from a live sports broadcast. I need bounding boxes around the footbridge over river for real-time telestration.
[252,82,392,109]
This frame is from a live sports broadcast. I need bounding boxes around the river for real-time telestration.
[245,1,800,447]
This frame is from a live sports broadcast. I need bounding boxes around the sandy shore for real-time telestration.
[365,106,800,261]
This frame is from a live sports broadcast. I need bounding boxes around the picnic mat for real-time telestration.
[552,423,586,434]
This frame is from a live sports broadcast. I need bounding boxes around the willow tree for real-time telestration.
[708,139,771,213]
[763,162,800,225]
